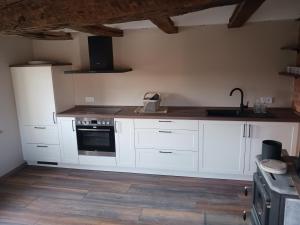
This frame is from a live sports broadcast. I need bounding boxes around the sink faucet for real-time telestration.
[230,88,248,113]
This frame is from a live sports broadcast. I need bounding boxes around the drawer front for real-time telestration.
[135,129,156,149]
[23,144,61,162]
[134,119,198,130]
[157,119,198,130]
[136,149,198,172]
[22,125,59,144]
[156,130,199,151]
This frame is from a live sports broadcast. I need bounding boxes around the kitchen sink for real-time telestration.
[206,109,274,118]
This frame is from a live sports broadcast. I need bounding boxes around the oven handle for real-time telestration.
[77,128,111,132]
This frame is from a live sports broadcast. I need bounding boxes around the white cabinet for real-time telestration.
[245,122,299,175]
[58,117,78,164]
[11,66,57,125]
[136,149,198,172]
[11,65,75,163]
[201,121,246,175]
[134,119,199,173]
[115,118,135,168]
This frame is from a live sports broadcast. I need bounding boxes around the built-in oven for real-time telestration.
[76,118,115,157]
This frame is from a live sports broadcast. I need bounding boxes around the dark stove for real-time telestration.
[251,156,300,225]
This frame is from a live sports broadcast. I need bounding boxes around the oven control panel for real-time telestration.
[76,118,114,126]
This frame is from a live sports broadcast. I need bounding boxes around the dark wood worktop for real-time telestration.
[58,106,300,122]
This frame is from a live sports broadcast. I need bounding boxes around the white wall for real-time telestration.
[0,36,32,176]
[32,21,298,107]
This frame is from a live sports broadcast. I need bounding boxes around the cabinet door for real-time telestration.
[245,122,299,175]
[115,119,135,168]
[201,121,246,175]
[58,117,78,164]
[11,66,56,125]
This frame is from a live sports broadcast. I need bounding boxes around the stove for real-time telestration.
[251,156,300,225]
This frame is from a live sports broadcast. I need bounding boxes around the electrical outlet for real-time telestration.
[85,97,95,103]
[260,97,266,104]
[265,97,273,104]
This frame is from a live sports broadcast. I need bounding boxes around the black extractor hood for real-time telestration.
[65,36,132,74]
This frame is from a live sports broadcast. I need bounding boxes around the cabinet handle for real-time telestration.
[243,124,246,137]
[114,121,117,133]
[244,186,248,196]
[159,131,172,134]
[52,112,56,124]
[248,124,251,138]
[158,120,173,123]
[34,126,46,129]
[72,120,75,132]
[159,151,173,154]
[36,145,48,148]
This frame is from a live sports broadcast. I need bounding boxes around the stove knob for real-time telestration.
[77,121,81,125]
[102,121,106,125]
[106,121,110,125]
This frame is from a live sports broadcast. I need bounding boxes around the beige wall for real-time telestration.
[0,36,32,176]
[33,21,298,107]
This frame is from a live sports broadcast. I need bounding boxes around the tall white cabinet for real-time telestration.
[11,65,75,164]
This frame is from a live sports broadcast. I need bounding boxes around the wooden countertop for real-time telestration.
[58,106,300,122]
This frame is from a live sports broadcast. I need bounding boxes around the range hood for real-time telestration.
[65,36,132,74]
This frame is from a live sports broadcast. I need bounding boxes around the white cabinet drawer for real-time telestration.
[156,130,199,151]
[79,155,117,167]
[23,144,60,162]
[134,119,198,130]
[22,125,59,144]
[136,149,198,172]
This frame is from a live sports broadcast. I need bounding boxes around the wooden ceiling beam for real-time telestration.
[0,0,242,33]
[228,0,265,28]
[6,31,73,40]
[69,25,123,37]
[150,17,178,34]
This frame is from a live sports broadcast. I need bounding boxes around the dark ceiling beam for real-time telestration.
[69,25,123,37]
[228,0,265,28]
[150,17,178,34]
[6,31,73,40]
[0,0,242,33]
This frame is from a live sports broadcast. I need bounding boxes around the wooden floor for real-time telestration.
[0,166,252,225]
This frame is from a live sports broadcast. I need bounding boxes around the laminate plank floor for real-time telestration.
[0,166,252,225]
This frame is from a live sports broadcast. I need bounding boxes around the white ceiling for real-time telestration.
[106,0,300,30]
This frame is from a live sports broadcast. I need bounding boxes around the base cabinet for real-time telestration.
[23,144,61,162]
[136,149,198,172]
[200,121,246,175]
[58,117,78,164]
[115,118,135,168]
[245,122,299,175]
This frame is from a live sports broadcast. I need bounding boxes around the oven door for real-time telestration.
[253,173,271,225]
[76,125,115,156]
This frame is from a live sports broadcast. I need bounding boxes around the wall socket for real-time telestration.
[260,97,273,104]
[85,96,95,103]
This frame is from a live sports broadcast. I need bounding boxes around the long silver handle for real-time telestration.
[52,112,56,124]
[158,120,173,123]
[114,121,117,133]
[159,131,172,134]
[248,124,251,138]
[77,128,111,132]
[34,126,46,129]
[36,145,48,148]
[159,151,173,154]
[72,120,75,132]
[243,124,246,138]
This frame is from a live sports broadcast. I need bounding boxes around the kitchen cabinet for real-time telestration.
[58,117,78,164]
[245,122,299,175]
[201,121,246,175]
[115,118,135,168]
[11,65,74,164]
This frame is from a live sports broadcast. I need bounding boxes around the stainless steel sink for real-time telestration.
[206,109,274,118]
